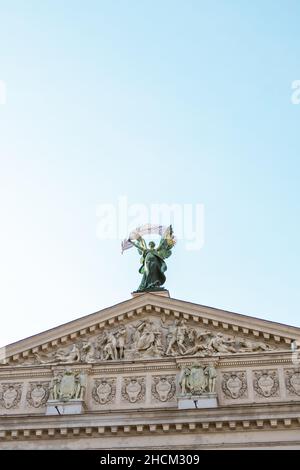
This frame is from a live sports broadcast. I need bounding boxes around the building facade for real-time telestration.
[1,291,300,449]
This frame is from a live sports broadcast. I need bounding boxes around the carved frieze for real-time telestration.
[121,377,145,403]
[151,375,176,402]
[92,378,116,405]
[0,383,22,409]
[26,382,50,408]
[222,371,248,399]
[7,315,281,367]
[253,370,279,398]
[285,369,300,397]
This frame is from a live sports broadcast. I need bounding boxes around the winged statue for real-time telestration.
[122,224,176,292]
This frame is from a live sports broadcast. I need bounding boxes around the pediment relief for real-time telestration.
[6,312,291,367]
[2,294,298,366]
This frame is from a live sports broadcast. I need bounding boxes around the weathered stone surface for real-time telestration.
[0,293,300,449]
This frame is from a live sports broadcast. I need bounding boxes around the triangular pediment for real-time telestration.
[2,294,300,366]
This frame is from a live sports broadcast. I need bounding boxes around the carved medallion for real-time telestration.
[27,382,50,408]
[253,370,279,398]
[285,369,300,396]
[222,372,247,399]
[92,378,116,405]
[0,383,22,409]
[151,376,176,402]
[122,377,145,403]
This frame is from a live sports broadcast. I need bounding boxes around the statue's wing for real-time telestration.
[157,225,176,259]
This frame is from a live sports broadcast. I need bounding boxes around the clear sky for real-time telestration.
[0,1,299,348]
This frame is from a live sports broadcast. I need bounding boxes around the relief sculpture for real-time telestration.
[179,364,217,395]
[11,315,280,366]
[0,383,22,409]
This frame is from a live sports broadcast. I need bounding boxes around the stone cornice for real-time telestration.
[0,403,299,441]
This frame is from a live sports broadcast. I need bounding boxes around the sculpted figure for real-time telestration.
[55,344,81,363]
[50,376,60,400]
[115,326,127,359]
[75,372,87,399]
[166,320,188,355]
[207,333,236,354]
[81,341,96,363]
[103,332,118,360]
[127,225,176,292]
[134,320,156,351]
[204,364,217,393]
[179,368,190,395]
[185,329,212,356]
[237,338,273,352]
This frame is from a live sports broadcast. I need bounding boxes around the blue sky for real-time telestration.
[0,1,299,347]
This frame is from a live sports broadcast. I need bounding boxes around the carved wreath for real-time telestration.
[92,378,116,405]
[285,369,300,396]
[26,382,50,408]
[151,375,176,402]
[221,372,247,399]
[253,370,279,398]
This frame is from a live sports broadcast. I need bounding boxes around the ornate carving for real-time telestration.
[132,319,163,357]
[166,320,188,355]
[50,369,87,402]
[122,377,145,403]
[179,364,217,395]
[0,383,22,409]
[285,369,300,396]
[92,378,116,405]
[236,338,274,352]
[26,382,50,408]
[81,341,97,363]
[253,370,279,398]
[222,372,248,399]
[151,376,176,402]
[205,364,217,392]
[14,316,280,367]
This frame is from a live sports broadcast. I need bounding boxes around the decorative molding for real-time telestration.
[151,375,176,402]
[253,370,279,398]
[221,372,248,399]
[0,383,22,409]
[285,369,300,397]
[92,378,116,405]
[26,382,50,408]
[121,377,146,403]
[219,357,294,367]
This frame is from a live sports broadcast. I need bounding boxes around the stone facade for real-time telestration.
[0,292,300,449]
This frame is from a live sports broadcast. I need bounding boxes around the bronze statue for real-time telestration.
[127,225,176,292]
